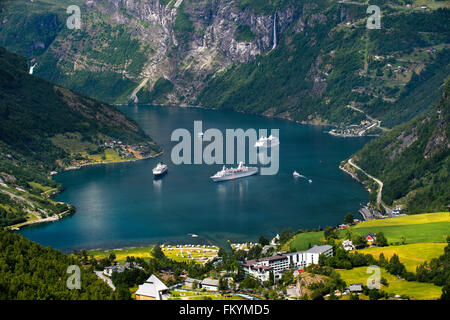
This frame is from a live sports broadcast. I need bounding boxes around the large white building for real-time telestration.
[242,245,333,281]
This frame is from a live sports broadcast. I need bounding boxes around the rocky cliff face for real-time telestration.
[0,0,301,104]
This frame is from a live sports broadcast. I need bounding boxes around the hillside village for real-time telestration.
[85,212,449,300]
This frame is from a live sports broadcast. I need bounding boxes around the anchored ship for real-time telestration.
[254,135,280,148]
[152,163,168,176]
[210,162,258,182]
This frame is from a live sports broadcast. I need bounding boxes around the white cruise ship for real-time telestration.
[210,162,258,182]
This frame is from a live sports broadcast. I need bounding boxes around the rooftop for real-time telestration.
[201,278,219,287]
[305,245,333,254]
[185,277,201,283]
[135,274,168,299]
[347,283,363,292]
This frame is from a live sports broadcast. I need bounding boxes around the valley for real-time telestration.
[0,0,448,303]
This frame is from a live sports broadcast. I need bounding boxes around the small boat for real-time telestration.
[293,171,301,177]
[191,234,198,238]
[152,163,168,176]
[308,179,312,183]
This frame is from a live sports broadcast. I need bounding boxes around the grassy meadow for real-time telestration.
[356,243,447,272]
[88,246,154,262]
[337,267,443,300]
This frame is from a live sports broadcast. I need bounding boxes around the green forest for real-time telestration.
[355,78,449,213]
[0,47,160,228]
[199,6,450,128]
[0,231,116,299]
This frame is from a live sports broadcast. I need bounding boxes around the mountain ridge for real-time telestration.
[0,46,161,228]
[1,1,448,129]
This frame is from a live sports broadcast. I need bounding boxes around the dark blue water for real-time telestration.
[19,106,370,251]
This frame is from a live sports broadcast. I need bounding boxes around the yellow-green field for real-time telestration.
[337,267,443,300]
[27,182,53,192]
[88,246,154,261]
[345,212,450,244]
[88,148,124,162]
[411,0,450,9]
[353,212,450,228]
[287,212,450,251]
[88,245,219,264]
[357,243,447,272]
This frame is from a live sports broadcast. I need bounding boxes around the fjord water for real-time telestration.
[19,106,371,251]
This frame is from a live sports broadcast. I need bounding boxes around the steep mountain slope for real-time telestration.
[0,47,160,228]
[1,0,448,129]
[198,2,450,128]
[1,0,292,104]
[353,78,449,214]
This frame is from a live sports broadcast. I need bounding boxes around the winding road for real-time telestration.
[347,158,392,215]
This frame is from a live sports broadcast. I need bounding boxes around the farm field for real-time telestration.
[357,243,447,272]
[348,222,450,244]
[342,212,450,245]
[88,245,154,261]
[352,212,450,228]
[88,148,124,162]
[286,212,449,251]
[337,267,443,300]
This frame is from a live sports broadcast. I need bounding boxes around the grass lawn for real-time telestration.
[288,231,326,251]
[88,148,124,162]
[344,212,450,245]
[353,212,450,228]
[337,267,443,300]
[27,182,53,192]
[357,243,447,272]
[88,245,154,261]
[347,222,450,244]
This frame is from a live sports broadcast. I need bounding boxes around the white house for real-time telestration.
[342,240,356,251]
[200,278,219,291]
[103,261,141,276]
[135,274,169,300]
[184,277,201,289]
[270,234,280,246]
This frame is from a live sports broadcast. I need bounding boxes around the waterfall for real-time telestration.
[272,12,277,50]
[29,63,36,75]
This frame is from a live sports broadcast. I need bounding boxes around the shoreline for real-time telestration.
[8,209,74,231]
[11,106,376,248]
[62,149,164,172]
[328,131,380,138]
[115,103,335,128]
[9,150,164,231]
